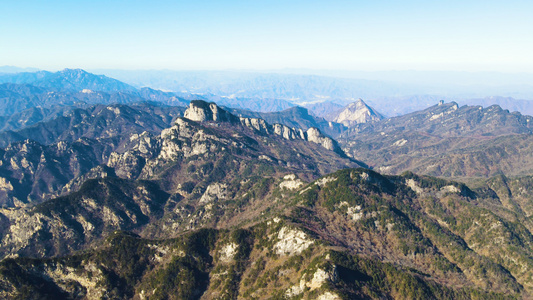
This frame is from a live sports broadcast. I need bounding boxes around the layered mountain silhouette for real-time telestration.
[0,70,190,116]
[0,69,136,93]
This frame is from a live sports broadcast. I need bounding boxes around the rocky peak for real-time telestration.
[184,100,240,123]
[182,100,345,155]
[332,99,384,126]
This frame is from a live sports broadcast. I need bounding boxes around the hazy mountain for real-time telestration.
[5,68,533,118]
[339,101,533,179]
[137,87,190,107]
[92,69,533,116]
[366,95,447,117]
[460,96,533,116]
[329,99,385,126]
[370,95,533,119]
[214,97,296,112]
[93,70,413,103]
[0,83,147,116]
[303,101,345,118]
[0,68,136,93]
[0,82,190,117]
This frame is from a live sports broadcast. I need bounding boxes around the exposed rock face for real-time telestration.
[274,227,314,256]
[279,174,304,190]
[184,100,346,155]
[184,100,240,123]
[331,98,384,126]
[219,242,238,263]
[199,183,228,204]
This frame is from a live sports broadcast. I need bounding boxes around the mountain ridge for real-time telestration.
[338,101,533,179]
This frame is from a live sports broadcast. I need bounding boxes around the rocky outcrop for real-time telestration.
[184,100,345,155]
[331,98,384,126]
[184,100,240,123]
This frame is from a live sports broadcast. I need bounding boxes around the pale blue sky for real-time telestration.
[1,0,532,72]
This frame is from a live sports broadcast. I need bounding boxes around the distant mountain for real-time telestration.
[0,81,190,116]
[303,101,345,118]
[0,83,147,115]
[338,101,533,178]
[460,96,533,116]
[214,97,296,112]
[95,70,413,104]
[137,87,191,107]
[0,68,136,93]
[366,95,447,117]
[329,98,384,126]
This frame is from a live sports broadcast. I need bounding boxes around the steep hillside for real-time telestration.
[0,169,530,299]
[0,105,82,132]
[0,100,358,208]
[0,102,184,147]
[339,101,533,179]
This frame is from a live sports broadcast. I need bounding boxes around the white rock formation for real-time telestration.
[219,242,238,263]
[199,183,228,204]
[274,227,314,256]
[279,174,304,190]
[333,99,383,126]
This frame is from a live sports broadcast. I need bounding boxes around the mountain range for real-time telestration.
[338,101,533,180]
[0,68,533,299]
[0,69,190,117]
[0,99,527,298]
